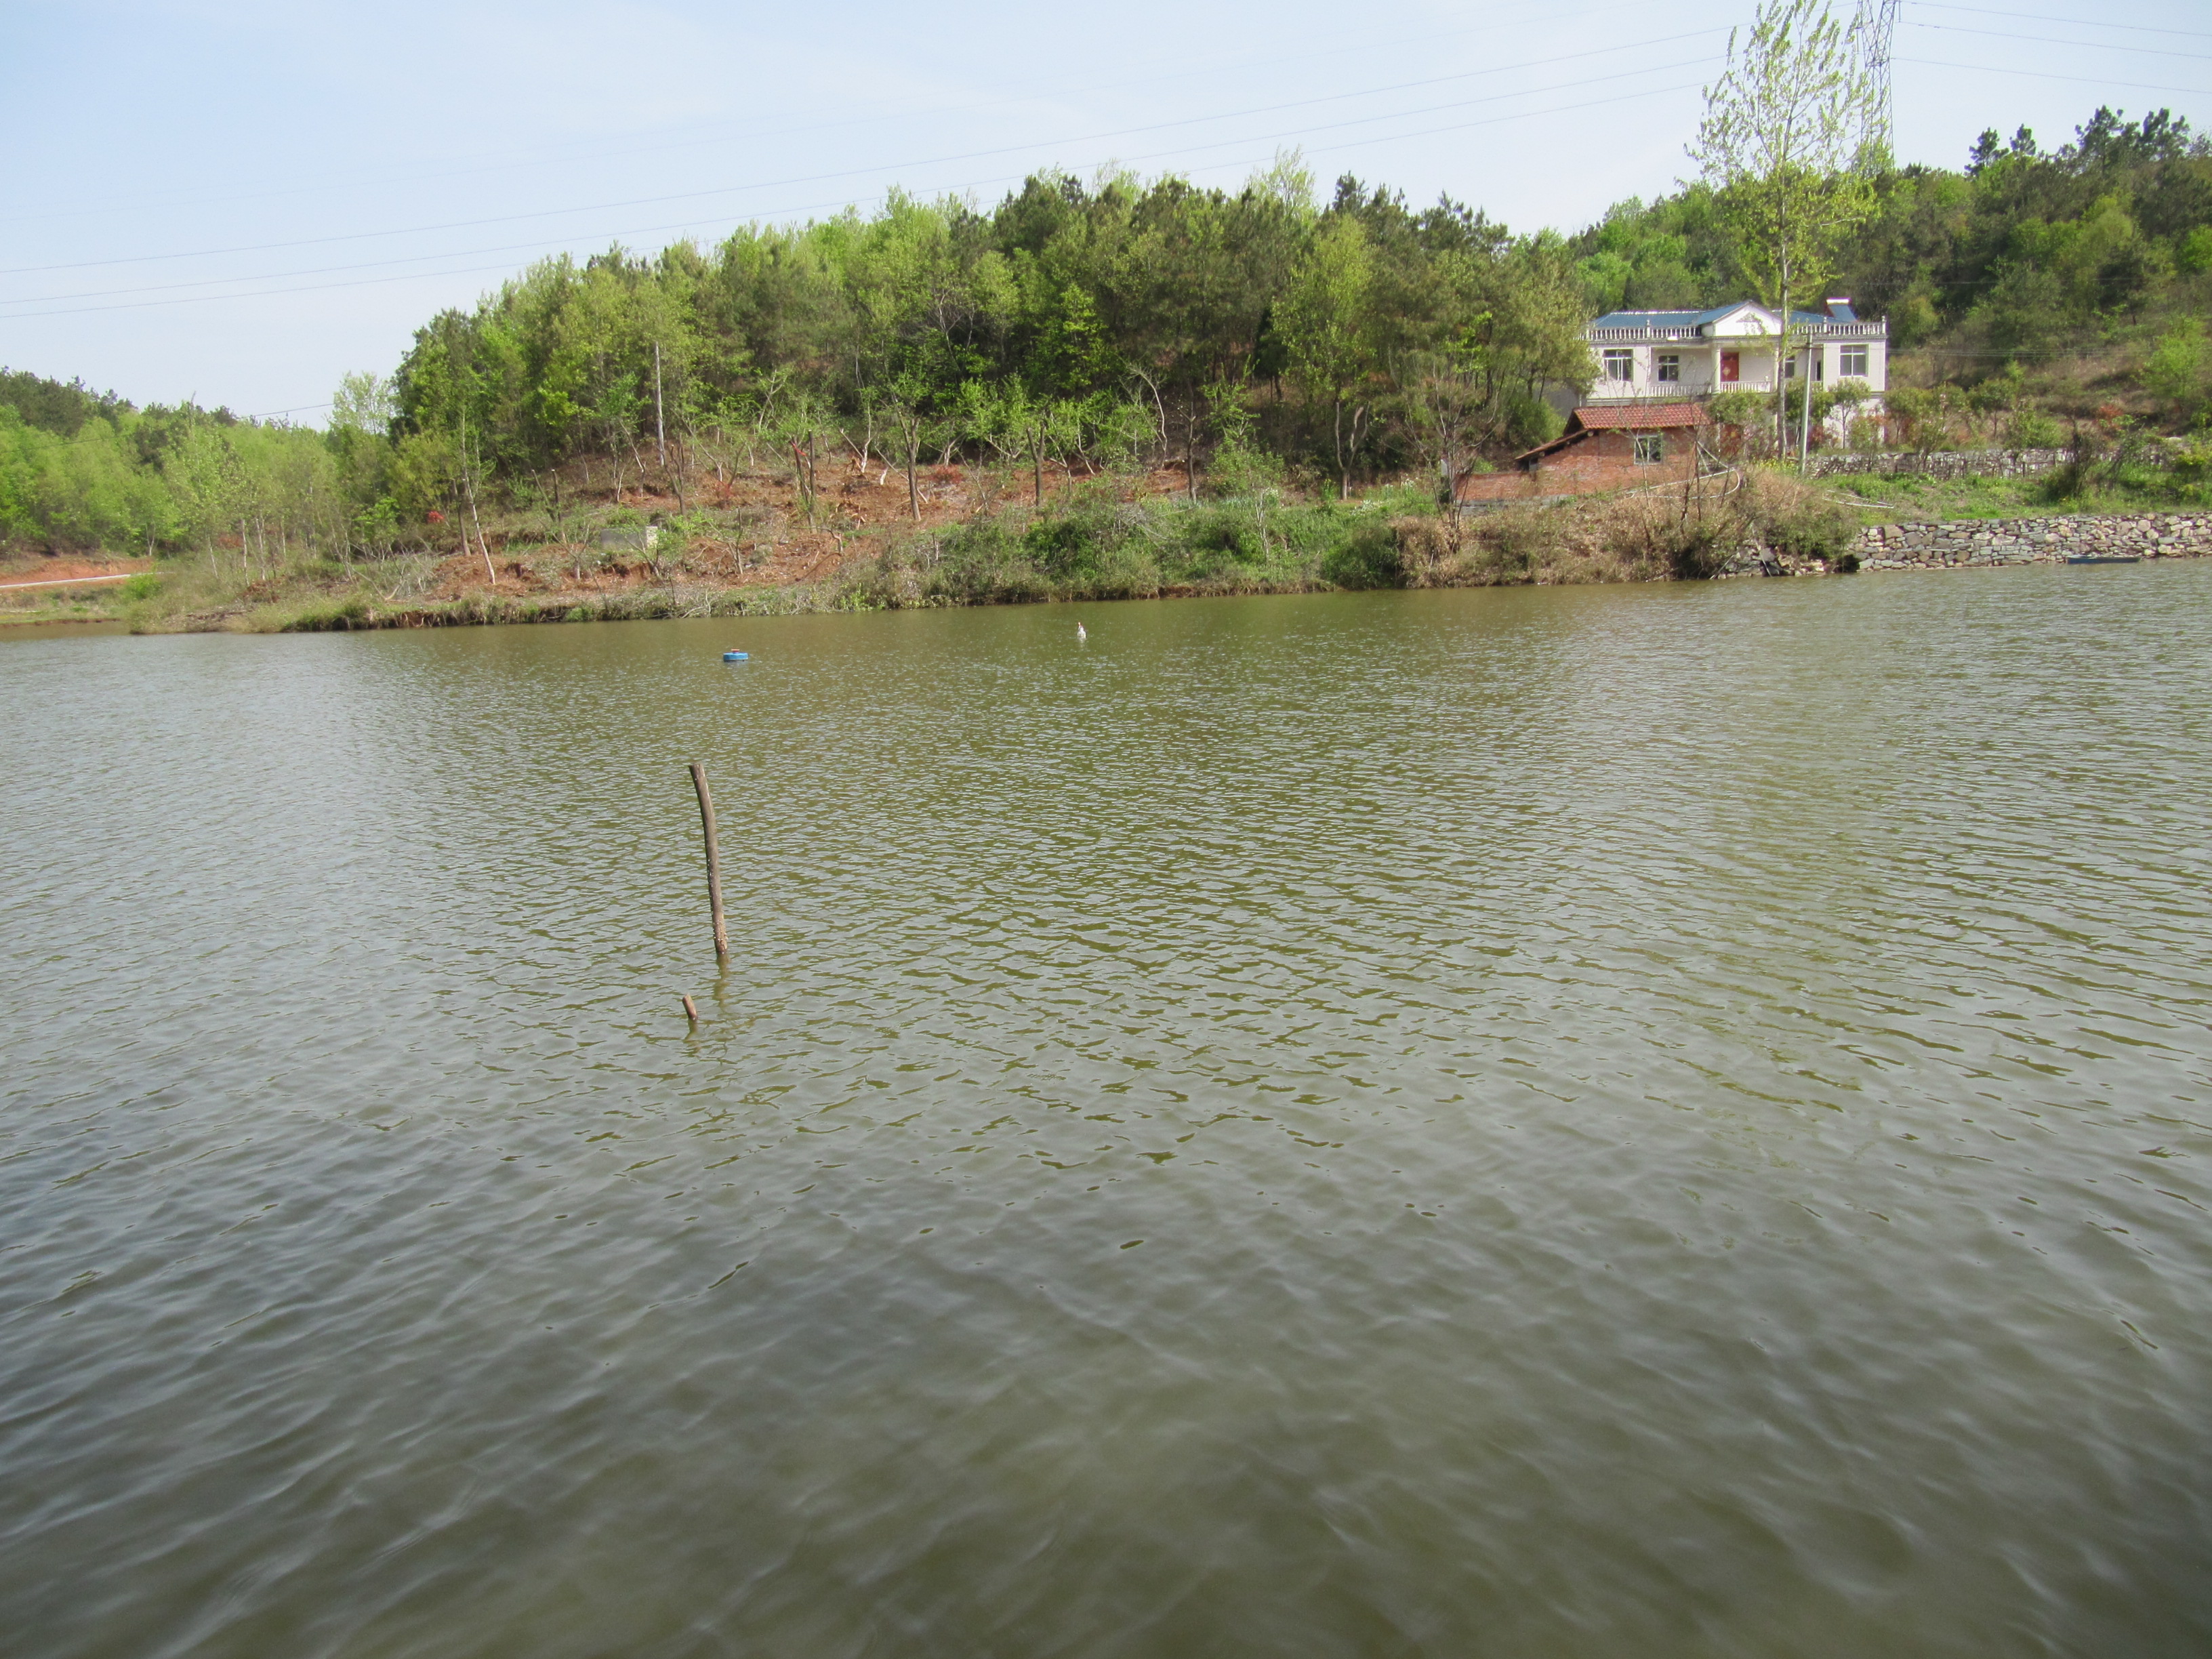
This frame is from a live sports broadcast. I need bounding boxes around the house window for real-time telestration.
[1720,351,1740,383]
[1656,352,1680,382]
[1634,434,1665,464]
[1602,348,1633,382]
[1840,344,1869,377]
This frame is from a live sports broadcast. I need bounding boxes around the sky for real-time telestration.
[3,0,2207,422]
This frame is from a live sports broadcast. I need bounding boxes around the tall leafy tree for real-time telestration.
[1278,214,1376,499]
[1688,0,1877,450]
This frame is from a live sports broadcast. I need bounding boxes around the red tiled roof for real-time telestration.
[1571,403,1711,430]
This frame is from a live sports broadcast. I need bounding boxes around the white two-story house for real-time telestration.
[1582,298,1887,421]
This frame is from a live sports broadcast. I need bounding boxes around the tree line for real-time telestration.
[5,70,2209,562]
[0,373,352,566]
[5,161,1601,559]
[375,161,1595,522]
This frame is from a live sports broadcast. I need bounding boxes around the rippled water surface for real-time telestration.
[4,571,2210,1657]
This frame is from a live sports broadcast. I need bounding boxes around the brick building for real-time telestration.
[1456,403,1709,506]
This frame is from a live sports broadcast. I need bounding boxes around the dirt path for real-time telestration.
[0,572,136,592]
[0,556,150,591]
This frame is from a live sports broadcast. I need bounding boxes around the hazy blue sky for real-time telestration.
[3,0,2207,418]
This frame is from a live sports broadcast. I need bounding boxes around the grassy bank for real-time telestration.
[14,457,2207,638]
[31,490,1416,633]
[1811,429,2212,522]
[16,471,1813,634]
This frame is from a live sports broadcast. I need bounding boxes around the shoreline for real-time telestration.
[9,505,2208,638]
[9,545,2207,638]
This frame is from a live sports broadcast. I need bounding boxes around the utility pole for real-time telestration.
[653,340,668,472]
[1800,340,1816,472]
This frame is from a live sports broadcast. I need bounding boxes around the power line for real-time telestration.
[0,30,1725,281]
[1908,20,2212,60]
[1895,58,2211,97]
[0,79,1717,323]
[4,52,1713,307]
[7,0,1673,231]
[18,68,1722,311]
[1910,1,2212,41]
[3,56,1721,305]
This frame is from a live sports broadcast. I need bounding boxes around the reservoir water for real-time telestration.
[3,569,2209,1656]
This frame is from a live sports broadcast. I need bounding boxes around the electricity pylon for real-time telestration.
[1856,0,1900,153]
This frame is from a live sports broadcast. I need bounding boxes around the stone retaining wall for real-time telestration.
[1799,440,2191,481]
[1720,511,2212,577]
[1853,512,2212,570]
[1801,448,2070,480]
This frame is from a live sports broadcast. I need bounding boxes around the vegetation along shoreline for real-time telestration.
[5,472,2204,636]
[7,10,2211,634]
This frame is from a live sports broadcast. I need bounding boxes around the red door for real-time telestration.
[1720,351,1740,383]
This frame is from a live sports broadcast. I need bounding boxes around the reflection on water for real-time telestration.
[3,571,2209,1656]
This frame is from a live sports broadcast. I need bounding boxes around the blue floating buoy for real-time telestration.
[722,650,750,662]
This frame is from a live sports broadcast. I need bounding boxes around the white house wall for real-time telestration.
[1586,340,1886,403]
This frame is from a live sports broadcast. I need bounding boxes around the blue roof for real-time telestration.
[1590,306,1737,329]
[1591,302,1853,329]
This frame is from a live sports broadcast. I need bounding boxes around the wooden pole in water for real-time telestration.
[689,762,730,959]
[682,994,700,1023]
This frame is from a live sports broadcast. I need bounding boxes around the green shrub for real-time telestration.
[1319,515,1402,588]
[1179,504,1265,569]
[1706,390,1770,429]
[1763,498,1855,560]
[119,571,161,600]
[1884,387,1942,448]
[2144,321,2209,419]
[1021,511,1101,578]
[1748,474,1859,561]
[1816,377,1874,427]
[1965,366,2024,415]
[1663,519,1737,579]
[929,520,1049,602]
[1205,439,1285,499]
[1502,393,1562,449]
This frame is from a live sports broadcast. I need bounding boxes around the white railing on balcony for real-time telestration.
[1586,319,1886,343]
[1584,375,1784,400]
[1587,376,1723,395]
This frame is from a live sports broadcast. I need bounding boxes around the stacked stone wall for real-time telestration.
[1800,441,2190,481]
[1801,448,2069,480]
[1853,512,2212,570]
